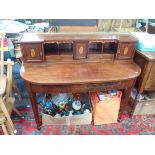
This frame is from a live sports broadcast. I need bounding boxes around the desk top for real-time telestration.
[20,62,141,85]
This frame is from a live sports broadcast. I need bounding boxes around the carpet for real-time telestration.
[1,63,155,135]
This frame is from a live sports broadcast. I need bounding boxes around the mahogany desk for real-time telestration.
[19,33,141,129]
[20,62,140,129]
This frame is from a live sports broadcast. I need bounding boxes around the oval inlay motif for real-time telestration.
[79,46,84,55]
[30,49,36,57]
[124,47,128,55]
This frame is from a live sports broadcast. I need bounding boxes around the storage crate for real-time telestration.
[42,112,92,125]
[41,93,92,125]
[132,91,155,115]
[89,91,122,125]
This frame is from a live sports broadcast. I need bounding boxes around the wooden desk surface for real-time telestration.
[136,50,155,61]
[20,62,141,85]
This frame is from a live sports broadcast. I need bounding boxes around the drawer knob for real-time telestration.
[124,47,128,55]
[30,49,36,57]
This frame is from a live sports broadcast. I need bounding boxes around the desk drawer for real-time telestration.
[32,81,124,94]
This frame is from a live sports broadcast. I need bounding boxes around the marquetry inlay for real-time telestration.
[30,49,36,57]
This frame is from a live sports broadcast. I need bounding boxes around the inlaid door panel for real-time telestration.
[73,41,88,59]
[116,43,136,60]
[21,43,44,62]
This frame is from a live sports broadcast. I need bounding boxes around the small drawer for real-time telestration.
[116,43,136,60]
[21,43,44,63]
[73,41,88,59]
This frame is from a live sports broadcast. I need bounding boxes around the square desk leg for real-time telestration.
[25,81,42,130]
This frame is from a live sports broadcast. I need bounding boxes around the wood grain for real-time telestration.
[134,50,155,93]
[20,62,141,85]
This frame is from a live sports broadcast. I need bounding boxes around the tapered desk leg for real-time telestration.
[118,79,136,121]
[25,81,42,130]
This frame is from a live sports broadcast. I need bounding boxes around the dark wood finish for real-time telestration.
[21,43,44,62]
[116,43,136,60]
[20,62,140,129]
[19,33,141,129]
[19,33,138,63]
[73,41,88,59]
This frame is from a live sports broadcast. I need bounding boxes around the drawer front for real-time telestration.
[31,81,128,94]
[21,43,44,62]
[73,41,88,59]
[116,43,136,60]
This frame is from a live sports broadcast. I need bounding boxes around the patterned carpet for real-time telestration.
[1,63,155,135]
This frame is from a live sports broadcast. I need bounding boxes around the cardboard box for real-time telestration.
[89,91,122,125]
[41,93,92,125]
[42,112,92,125]
[129,92,155,115]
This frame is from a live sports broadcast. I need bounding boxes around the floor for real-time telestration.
[1,63,155,135]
